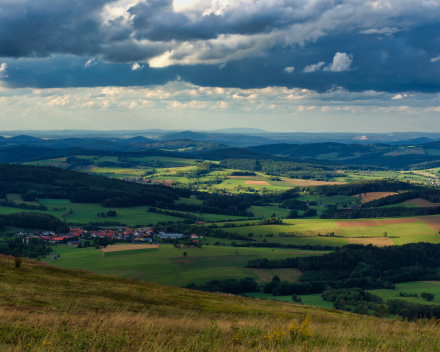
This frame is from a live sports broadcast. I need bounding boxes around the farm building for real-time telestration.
[159,233,184,239]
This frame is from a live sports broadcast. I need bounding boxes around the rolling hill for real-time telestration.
[0,255,438,351]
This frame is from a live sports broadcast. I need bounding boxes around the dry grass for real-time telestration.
[101,244,159,253]
[347,237,395,247]
[1,256,440,351]
[353,192,398,204]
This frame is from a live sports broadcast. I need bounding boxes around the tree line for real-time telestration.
[247,243,440,296]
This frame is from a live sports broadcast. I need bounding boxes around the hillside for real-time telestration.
[1,255,439,351]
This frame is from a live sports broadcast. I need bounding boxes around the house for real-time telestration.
[40,236,53,241]
[159,233,184,239]
[52,236,68,244]
[191,234,198,239]
[197,222,204,225]
[68,240,82,246]
[190,195,197,199]
[192,240,199,243]
[123,228,134,236]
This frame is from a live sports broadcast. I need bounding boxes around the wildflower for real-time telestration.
[300,316,312,341]
[289,320,299,341]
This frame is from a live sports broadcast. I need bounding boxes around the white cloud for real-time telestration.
[303,62,325,73]
[431,56,440,63]
[0,63,8,78]
[425,107,440,112]
[131,63,143,71]
[392,94,403,100]
[360,27,401,35]
[84,59,97,68]
[283,66,295,73]
[323,53,353,72]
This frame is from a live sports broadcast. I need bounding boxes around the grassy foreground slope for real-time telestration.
[1,256,440,351]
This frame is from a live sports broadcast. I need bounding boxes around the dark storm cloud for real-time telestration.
[1,0,440,93]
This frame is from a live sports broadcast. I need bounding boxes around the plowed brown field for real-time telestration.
[416,215,440,231]
[336,221,379,227]
[376,218,419,225]
[281,178,343,186]
[353,192,397,204]
[245,180,270,185]
[408,198,440,207]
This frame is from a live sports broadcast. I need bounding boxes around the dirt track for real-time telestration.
[102,244,159,253]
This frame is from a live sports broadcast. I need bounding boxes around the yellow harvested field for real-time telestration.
[245,180,270,185]
[280,178,343,186]
[353,192,397,204]
[101,244,159,253]
[408,198,440,207]
[347,237,394,247]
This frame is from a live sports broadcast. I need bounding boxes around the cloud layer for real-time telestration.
[0,0,439,93]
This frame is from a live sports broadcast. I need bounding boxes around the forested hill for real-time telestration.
[0,164,189,207]
[0,146,191,163]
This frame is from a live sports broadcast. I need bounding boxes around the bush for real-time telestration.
[14,255,22,268]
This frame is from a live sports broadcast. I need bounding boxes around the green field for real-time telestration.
[341,222,435,238]
[244,281,440,309]
[51,244,329,287]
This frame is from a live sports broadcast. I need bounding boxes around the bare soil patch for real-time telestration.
[280,178,343,186]
[416,215,440,231]
[101,244,159,253]
[408,198,440,207]
[420,281,440,284]
[376,218,419,225]
[353,192,397,204]
[336,221,379,227]
[347,237,394,247]
[245,180,270,186]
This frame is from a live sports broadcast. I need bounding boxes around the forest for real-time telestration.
[247,243,440,297]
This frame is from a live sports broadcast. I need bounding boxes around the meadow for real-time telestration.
[2,256,440,351]
[50,244,327,287]
[244,281,440,309]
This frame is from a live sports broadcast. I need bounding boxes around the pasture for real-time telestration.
[50,244,328,287]
[244,281,440,309]
[219,216,440,247]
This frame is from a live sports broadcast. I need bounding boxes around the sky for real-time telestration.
[1,0,440,132]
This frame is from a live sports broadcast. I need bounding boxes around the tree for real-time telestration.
[421,292,435,301]
[106,210,117,217]
[183,252,187,257]
[383,232,388,237]
[272,275,281,282]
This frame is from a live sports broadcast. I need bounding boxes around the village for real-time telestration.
[17,227,204,247]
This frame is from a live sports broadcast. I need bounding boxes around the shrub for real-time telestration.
[14,255,22,268]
